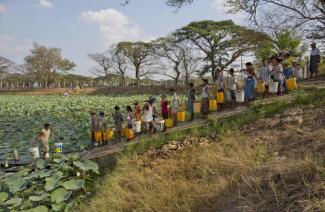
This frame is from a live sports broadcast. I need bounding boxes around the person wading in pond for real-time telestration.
[187,82,196,122]
[37,123,52,160]
[309,42,321,80]
[201,79,212,119]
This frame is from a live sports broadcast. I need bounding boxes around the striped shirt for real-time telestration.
[259,66,272,83]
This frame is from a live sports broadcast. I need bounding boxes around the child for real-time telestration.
[283,62,293,79]
[170,88,179,126]
[244,62,257,101]
[112,106,123,143]
[133,101,142,121]
[187,83,196,122]
[273,57,285,96]
[90,111,99,145]
[201,79,211,119]
[228,68,237,101]
[161,95,169,120]
[38,123,51,159]
[126,106,133,129]
[258,59,272,98]
[143,101,154,133]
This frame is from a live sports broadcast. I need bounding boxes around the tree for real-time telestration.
[88,52,111,84]
[153,35,189,85]
[25,43,74,86]
[182,52,199,85]
[174,20,269,80]
[109,44,128,86]
[117,41,154,85]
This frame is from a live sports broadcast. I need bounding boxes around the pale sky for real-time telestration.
[0,0,246,76]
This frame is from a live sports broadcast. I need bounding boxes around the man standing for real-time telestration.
[309,42,321,80]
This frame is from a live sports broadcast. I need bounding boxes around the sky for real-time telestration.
[0,0,246,76]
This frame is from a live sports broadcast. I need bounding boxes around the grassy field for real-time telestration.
[80,89,325,211]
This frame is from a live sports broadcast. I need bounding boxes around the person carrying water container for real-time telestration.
[90,111,99,145]
[258,59,273,98]
[113,106,123,143]
[187,82,196,122]
[244,62,257,101]
[273,57,285,96]
[126,106,133,129]
[228,68,237,101]
[201,79,212,119]
[133,101,142,122]
[37,123,51,160]
[143,101,155,133]
[161,95,169,120]
[170,88,180,126]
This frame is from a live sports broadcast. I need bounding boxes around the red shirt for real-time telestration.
[161,100,168,113]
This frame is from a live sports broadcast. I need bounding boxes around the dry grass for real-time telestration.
[81,106,325,212]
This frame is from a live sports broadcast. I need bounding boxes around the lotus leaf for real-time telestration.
[68,153,80,161]
[25,205,49,212]
[36,159,46,169]
[4,175,26,194]
[62,179,84,191]
[44,171,63,191]
[52,203,66,211]
[51,188,72,204]
[5,197,22,205]
[29,193,50,202]
[0,192,9,203]
[19,201,34,210]
[73,160,99,174]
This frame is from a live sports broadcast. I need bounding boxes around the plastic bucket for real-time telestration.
[54,143,63,153]
[29,147,40,159]
[216,92,224,104]
[256,82,266,93]
[236,91,245,103]
[134,121,141,133]
[269,81,279,93]
[125,128,134,140]
[95,131,102,142]
[209,99,217,111]
[156,120,165,132]
[286,78,297,91]
[177,111,186,122]
[165,118,174,128]
[103,129,114,141]
[194,102,201,113]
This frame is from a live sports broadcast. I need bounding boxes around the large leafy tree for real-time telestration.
[25,43,75,85]
[109,44,129,86]
[174,20,269,80]
[117,41,153,85]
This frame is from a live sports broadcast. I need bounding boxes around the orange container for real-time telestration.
[216,92,224,104]
[125,128,134,140]
[177,111,186,122]
[103,129,114,141]
[209,99,217,111]
[194,102,201,113]
[95,131,102,142]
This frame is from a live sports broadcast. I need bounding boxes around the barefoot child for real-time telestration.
[37,123,51,159]
[161,95,169,120]
[126,106,133,129]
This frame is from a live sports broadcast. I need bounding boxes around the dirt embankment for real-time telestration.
[82,106,325,211]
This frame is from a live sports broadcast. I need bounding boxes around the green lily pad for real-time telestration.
[62,179,84,191]
[0,192,9,203]
[68,153,80,161]
[44,171,63,191]
[5,197,22,205]
[64,202,73,212]
[52,203,66,212]
[4,175,26,194]
[51,188,72,204]
[29,193,50,202]
[36,159,46,169]
[20,200,34,210]
[25,205,49,212]
[73,160,99,174]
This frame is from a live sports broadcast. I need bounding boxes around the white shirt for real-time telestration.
[201,85,209,98]
[143,104,153,122]
[172,93,178,109]
[228,75,237,91]
[310,47,320,56]
[216,72,224,89]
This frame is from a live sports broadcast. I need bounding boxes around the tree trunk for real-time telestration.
[135,65,140,85]
[104,68,109,85]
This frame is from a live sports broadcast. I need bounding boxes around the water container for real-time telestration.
[134,121,142,133]
[286,78,297,91]
[165,118,174,128]
[125,128,134,140]
[209,99,217,111]
[103,129,114,141]
[216,92,224,104]
[236,91,245,103]
[182,101,188,111]
[295,69,303,79]
[194,102,201,113]
[177,111,186,122]
[95,131,102,142]
[269,81,279,93]
[54,143,63,153]
[158,120,165,132]
[29,147,40,159]
[256,82,266,93]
